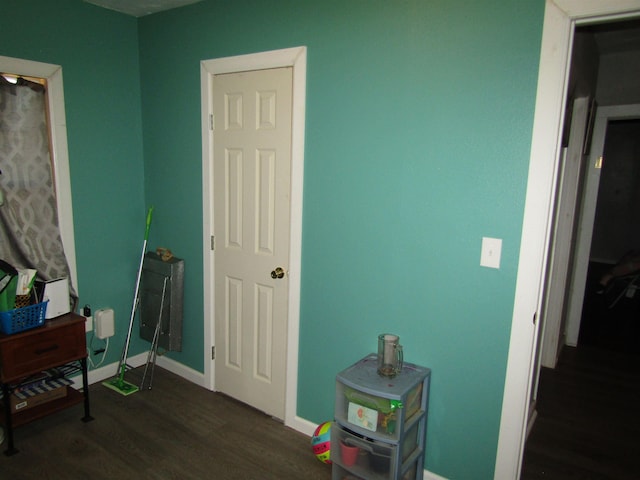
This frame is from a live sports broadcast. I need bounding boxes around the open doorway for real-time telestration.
[577,117,640,355]
[539,18,640,366]
[521,17,640,480]
[496,3,640,477]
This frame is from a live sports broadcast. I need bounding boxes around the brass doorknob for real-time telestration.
[271,267,285,279]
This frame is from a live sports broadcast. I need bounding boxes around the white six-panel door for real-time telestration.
[212,67,293,419]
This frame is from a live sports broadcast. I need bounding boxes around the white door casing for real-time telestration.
[496,2,640,479]
[201,47,306,429]
[212,67,292,419]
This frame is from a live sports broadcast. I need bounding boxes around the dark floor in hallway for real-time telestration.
[521,262,640,479]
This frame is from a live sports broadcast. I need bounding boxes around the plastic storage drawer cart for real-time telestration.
[332,354,430,480]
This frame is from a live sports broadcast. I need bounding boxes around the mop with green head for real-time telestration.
[103,207,153,396]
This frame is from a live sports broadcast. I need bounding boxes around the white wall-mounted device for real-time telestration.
[95,308,115,339]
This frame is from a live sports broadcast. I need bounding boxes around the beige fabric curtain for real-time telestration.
[0,75,74,294]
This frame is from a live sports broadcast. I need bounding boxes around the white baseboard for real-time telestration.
[527,408,538,439]
[73,353,446,480]
[287,415,319,437]
[423,469,448,480]
[70,352,204,388]
[156,354,205,386]
[69,352,148,388]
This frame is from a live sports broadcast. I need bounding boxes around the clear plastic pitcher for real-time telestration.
[377,333,403,377]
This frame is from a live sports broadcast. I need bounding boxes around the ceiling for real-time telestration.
[83,0,202,17]
[584,18,640,54]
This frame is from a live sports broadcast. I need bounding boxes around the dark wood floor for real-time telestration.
[0,367,332,480]
[522,262,640,479]
[521,346,640,479]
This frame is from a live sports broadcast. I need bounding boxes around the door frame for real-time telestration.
[495,1,640,478]
[200,47,307,428]
[539,96,591,369]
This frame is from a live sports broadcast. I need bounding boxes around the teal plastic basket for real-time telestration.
[0,301,48,335]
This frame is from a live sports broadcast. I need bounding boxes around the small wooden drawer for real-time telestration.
[0,315,86,382]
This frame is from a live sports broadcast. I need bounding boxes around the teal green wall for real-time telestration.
[1,1,545,478]
[138,1,544,478]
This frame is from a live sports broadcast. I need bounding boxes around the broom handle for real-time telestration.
[118,207,153,371]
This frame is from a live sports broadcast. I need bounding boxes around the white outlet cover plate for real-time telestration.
[481,237,502,269]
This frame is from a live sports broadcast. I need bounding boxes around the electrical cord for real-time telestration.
[87,333,109,369]
[84,304,109,369]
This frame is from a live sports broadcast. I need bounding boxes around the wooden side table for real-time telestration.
[0,312,93,455]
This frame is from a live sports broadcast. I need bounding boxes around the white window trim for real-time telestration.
[0,55,77,292]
